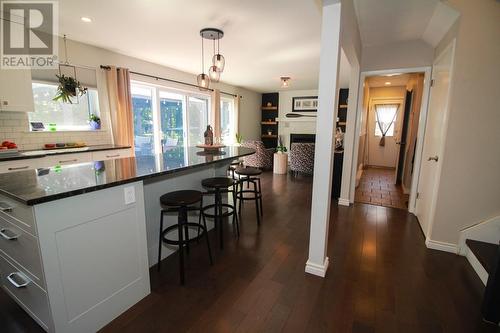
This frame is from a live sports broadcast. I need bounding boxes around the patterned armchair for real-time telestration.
[241,140,274,170]
[290,143,315,175]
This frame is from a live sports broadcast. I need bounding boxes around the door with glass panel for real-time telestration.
[131,85,155,156]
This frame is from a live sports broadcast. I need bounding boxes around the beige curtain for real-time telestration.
[105,66,134,148]
[211,89,221,139]
[234,95,240,138]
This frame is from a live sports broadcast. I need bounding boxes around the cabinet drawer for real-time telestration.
[0,215,44,287]
[0,193,36,236]
[0,254,50,330]
[46,152,92,166]
[0,158,41,173]
[91,148,133,161]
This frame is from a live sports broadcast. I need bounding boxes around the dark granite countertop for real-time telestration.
[0,144,131,161]
[0,146,254,206]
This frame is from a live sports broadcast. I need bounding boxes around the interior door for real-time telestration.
[415,41,455,237]
[367,102,402,168]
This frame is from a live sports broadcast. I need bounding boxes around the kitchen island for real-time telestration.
[0,146,254,333]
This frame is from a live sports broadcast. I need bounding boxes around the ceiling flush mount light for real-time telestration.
[281,76,291,88]
[81,17,92,23]
[384,81,391,85]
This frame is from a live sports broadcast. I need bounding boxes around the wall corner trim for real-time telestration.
[425,238,457,254]
[305,257,330,277]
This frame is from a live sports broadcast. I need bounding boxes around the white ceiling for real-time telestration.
[58,0,350,93]
[354,0,440,47]
[366,74,411,88]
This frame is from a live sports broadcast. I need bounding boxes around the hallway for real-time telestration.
[0,172,494,333]
[355,167,409,210]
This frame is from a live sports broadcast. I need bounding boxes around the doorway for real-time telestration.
[354,72,426,210]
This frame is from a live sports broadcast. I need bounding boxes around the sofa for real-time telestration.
[241,140,274,169]
[289,143,315,175]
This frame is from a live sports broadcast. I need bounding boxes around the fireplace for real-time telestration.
[290,133,316,144]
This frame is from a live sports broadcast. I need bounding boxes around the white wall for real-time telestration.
[0,38,261,150]
[278,89,318,150]
[427,0,500,245]
[361,39,434,72]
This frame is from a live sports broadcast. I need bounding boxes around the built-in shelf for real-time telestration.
[261,106,278,111]
[339,104,348,108]
[261,134,278,139]
[261,121,277,125]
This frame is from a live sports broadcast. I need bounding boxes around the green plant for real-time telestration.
[89,113,101,123]
[276,144,287,153]
[53,74,87,104]
[235,133,243,144]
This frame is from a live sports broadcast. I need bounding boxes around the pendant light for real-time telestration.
[212,31,225,72]
[197,35,210,91]
[208,39,221,82]
[281,76,291,88]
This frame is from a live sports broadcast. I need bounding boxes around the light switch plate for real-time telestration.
[124,186,135,205]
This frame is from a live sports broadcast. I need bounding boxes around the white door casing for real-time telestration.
[415,40,456,238]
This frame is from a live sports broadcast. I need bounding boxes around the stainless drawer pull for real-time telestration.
[105,154,120,158]
[0,228,19,240]
[7,166,29,171]
[0,202,13,212]
[7,272,30,288]
[58,159,78,164]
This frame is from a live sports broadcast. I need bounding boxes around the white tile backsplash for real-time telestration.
[0,112,112,150]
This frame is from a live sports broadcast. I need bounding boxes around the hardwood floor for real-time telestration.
[1,172,496,332]
[355,167,409,210]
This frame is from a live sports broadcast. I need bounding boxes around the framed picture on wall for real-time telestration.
[292,96,318,112]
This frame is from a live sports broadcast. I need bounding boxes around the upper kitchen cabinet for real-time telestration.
[0,69,35,112]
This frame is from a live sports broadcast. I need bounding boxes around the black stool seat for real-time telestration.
[202,177,235,189]
[235,166,262,176]
[160,190,202,206]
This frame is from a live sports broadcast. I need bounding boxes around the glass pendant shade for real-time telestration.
[212,54,225,72]
[208,65,220,82]
[197,73,210,91]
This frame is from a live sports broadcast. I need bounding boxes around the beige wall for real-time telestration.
[0,38,261,150]
[361,40,434,72]
[429,0,500,244]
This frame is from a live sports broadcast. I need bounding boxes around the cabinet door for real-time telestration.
[91,148,133,161]
[45,152,92,167]
[0,70,34,112]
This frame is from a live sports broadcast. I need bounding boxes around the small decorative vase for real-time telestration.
[204,125,214,145]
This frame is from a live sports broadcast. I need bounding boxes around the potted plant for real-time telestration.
[276,144,287,154]
[89,114,101,130]
[53,74,87,104]
[235,133,243,146]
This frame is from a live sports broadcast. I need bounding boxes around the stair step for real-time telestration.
[466,239,499,274]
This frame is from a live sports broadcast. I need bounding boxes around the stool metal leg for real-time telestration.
[257,177,263,217]
[157,211,164,272]
[178,207,186,285]
[200,197,213,265]
[217,189,224,250]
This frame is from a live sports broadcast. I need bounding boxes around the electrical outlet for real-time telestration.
[124,186,136,205]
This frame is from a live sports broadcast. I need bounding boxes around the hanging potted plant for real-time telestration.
[53,74,87,104]
[89,113,101,130]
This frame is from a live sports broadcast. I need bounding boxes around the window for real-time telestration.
[29,82,100,131]
[131,81,210,156]
[220,97,235,144]
[374,104,398,137]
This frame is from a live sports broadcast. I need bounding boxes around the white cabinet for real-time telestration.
[45,152,92,166]
[0,158,44,173]
[0,69,35,112]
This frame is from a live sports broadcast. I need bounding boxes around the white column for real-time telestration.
[305,1,342,278]
[339,61,360,206]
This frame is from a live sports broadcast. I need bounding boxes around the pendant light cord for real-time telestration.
[63,34,69,64]
[201,37,204,73]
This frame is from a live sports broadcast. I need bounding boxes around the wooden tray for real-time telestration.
[196,144,226,152]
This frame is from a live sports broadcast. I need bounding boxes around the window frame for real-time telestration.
[220,96,236,144]
[29,79,101,132]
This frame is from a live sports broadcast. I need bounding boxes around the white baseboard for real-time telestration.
[338,198,350,206]
[465,245,488,285]
[305,257,329,277]
[425,238,457,254]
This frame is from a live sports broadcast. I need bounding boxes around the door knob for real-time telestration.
[428,155,439,162]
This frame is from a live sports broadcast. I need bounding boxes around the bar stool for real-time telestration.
[234,166,263,225]
[201,177,239,250]
[157,190,213,285]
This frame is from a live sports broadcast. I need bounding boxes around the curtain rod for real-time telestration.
[100,65,240,98]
